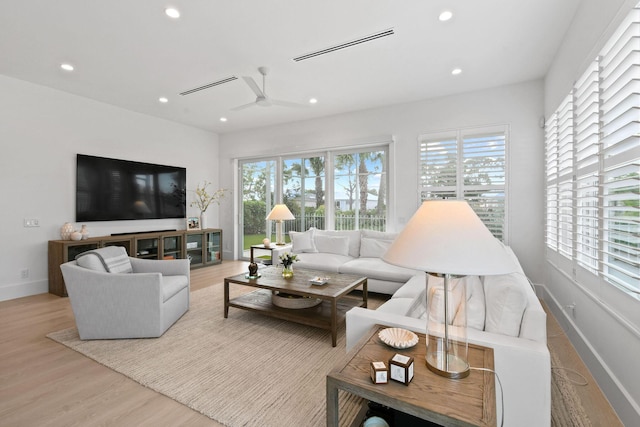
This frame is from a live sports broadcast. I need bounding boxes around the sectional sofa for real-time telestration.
[275,229,550,426]
[273,228,420,294]
[345,245,551,427]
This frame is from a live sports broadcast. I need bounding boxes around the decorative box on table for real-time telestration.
[389,353,414,385]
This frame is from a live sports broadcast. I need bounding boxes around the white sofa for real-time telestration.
[273,228,419,294]
[346,246,551,427]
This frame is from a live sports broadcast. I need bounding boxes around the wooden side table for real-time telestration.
[250,243,292,265]
[327,325,496,427]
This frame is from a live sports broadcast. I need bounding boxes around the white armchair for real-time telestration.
[60,246,190,340]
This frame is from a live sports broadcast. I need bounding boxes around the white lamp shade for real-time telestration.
[383,200,517,276]
[266,204,295,221]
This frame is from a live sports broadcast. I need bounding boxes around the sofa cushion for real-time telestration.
[314,235,350,256]
[162,275,189,302]
[315,230,361,258]
[360,237,392,258]
[483,273,527,337]
[339,258,417,283]
[289,229,317,253]
[294,253,353,273]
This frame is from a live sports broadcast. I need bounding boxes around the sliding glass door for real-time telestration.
[240,159,276,257]
[238,145,388,259]
[283,156,326,232]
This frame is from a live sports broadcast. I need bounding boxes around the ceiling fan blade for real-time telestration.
[231,102,257,111]
[242,76,264,97]
[270,99,308,108]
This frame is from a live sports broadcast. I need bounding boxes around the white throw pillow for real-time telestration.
[360,229,398,241]
[289,229,317,253]
[461,276,486,331]
[314,235,350,256]
[425,275,464,325]
[483,274,527,337]
[360,237,391,258]
[314,230,361,257]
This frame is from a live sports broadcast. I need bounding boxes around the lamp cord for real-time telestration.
[470,367,504,427]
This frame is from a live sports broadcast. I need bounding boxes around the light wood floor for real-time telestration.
[0,261,622,426]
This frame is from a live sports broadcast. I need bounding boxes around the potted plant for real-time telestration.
[278,252,298,278]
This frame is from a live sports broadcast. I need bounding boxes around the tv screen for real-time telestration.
[76,154,186,222]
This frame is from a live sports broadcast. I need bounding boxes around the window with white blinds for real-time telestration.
[419,126,507,241]
[545,3,640,296]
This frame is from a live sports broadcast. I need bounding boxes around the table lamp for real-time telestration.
[266,204,295,245]
[383,200,516,379]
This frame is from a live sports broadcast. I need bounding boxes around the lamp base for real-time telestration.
[425,351,470,379]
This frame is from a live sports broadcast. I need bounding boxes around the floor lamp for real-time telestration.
[383,200,516,379]
[266,204,295,245]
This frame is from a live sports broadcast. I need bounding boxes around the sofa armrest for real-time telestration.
[130,257,190,278]
[466,328,551,427]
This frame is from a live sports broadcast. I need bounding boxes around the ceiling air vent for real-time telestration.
[179,76,238,96]
[293,28,394,62]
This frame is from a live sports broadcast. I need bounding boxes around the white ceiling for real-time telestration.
[0,0,581,134]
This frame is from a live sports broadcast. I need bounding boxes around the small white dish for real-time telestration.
[309,276,329,285]
[378,327,419,349]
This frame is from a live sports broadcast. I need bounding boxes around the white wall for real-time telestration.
[0,75,219,301]
[543,0,640,425]
[219,80,546,283]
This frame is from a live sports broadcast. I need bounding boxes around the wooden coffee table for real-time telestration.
[224,267,367,347]
[327,325,496,426]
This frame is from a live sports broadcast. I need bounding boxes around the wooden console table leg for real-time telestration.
[326,377,339,427]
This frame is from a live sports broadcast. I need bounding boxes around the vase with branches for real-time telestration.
[190,181,227,228]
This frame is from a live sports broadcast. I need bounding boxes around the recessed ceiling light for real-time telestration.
[60,63,74,71]
[451,68,462,75]
[220,117,227,122]
[165,8,180,18]
[439,11,453,22]
[159,97,168,103]
[309,98,318,104]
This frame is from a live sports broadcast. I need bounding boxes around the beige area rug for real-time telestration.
[47,284,364,427]
[550,349,592,427]
[48,284,590,426]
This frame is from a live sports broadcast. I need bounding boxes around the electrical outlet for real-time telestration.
[23,218,40,227]
[21,269,29,279]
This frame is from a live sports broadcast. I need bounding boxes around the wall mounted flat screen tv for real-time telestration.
[76,154,186,222]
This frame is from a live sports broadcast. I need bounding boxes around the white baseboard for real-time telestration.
[0,280,48,302]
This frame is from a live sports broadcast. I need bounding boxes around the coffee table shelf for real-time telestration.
[228,289,363,330]
[224,267,367,347]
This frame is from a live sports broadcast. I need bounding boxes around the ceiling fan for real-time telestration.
[232,66,307,111]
